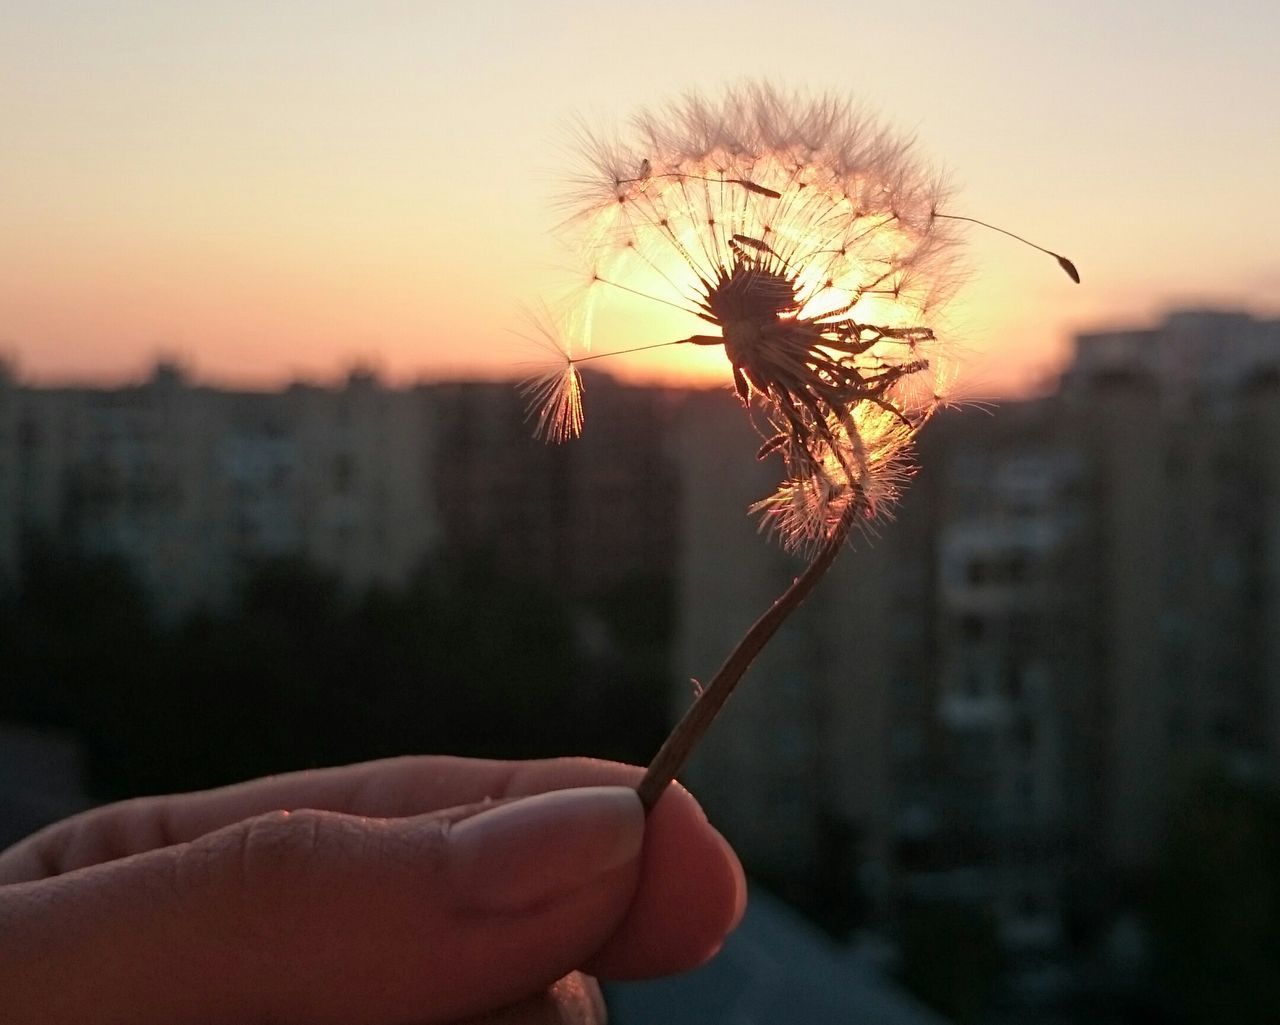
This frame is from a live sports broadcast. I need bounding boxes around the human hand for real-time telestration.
[0,755,746,1024]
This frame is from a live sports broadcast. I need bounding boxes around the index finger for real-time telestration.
[0,755,746,978]
[2,756,645,879]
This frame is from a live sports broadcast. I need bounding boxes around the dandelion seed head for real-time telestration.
[549,82,970,550]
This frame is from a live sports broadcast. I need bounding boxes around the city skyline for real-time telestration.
[4,2,1279,397]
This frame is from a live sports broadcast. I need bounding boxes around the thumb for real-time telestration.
[1,785,644,1025]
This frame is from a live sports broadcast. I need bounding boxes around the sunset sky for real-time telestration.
[3,1,1278,396]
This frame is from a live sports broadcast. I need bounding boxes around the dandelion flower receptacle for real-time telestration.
[522,82,1077,811]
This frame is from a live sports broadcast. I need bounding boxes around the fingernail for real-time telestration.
[446,786,644,913]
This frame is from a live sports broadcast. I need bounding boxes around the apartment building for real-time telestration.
[0,362,679,612]
[0,363,439,613]
[674,309,1280,940]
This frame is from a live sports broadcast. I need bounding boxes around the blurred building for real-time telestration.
[432,371,678,598]
[925,420,1089,950]
[219,369,438,596]
[0,363,439,612]
[0,362,679,613]
[672,308,1280,958]
[1059,309,1280,866]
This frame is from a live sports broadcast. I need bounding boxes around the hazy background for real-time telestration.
[5,6,1280,1024]
[4,0,1279,394]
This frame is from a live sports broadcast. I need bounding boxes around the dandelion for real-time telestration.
[524,82,1077,809]
[533,83,962,548]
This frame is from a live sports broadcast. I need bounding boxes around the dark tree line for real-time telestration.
[1146,767,1280,1025]
[0,540,672,800]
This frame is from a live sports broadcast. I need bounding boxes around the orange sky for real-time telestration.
[3,2,1278,397]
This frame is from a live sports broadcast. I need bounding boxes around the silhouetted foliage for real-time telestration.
[1146,767,1280,1025]
[898,901,1002,1024]
[0,541,671,799]
[0,539,158,788]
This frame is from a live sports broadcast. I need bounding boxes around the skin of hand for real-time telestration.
[0,755,746,1025]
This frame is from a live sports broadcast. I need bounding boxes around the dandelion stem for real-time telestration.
[636,505,856,813]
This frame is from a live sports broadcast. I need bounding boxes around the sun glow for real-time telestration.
[564,180,956,392]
